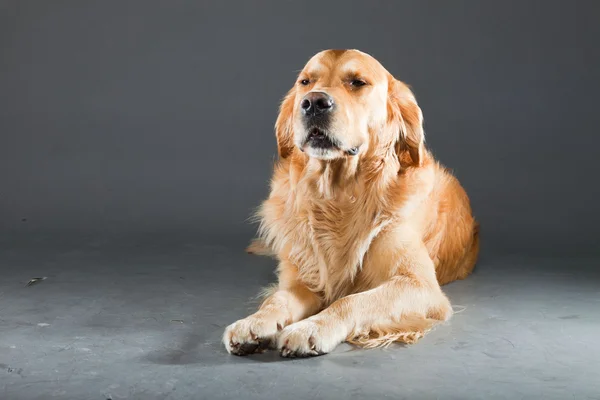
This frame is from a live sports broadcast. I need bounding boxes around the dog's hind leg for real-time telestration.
[245,238,275,257]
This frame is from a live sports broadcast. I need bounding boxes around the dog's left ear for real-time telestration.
[387,78,425,167]
[274,87,297,159]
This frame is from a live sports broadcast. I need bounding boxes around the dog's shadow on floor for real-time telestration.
[139,331,371,366]
[139,332,295,366]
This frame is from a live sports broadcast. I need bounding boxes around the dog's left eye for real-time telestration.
[350,79,367,87]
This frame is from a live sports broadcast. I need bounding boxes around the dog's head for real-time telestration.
[275,49,424,166]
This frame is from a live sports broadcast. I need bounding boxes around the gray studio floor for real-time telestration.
[1,234,599,400]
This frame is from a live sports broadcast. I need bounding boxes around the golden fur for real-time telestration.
[223,49,479,357]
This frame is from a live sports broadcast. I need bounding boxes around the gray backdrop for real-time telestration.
[1,0,599,256]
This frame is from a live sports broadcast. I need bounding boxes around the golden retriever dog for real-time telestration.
[223,49,479,357]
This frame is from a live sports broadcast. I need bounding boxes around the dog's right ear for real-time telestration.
[274,87,297,159]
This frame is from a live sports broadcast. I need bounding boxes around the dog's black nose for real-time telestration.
[301,92,334,116]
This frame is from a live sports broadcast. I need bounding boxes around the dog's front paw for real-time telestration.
[223,314,284,356]
[278,318,340,358]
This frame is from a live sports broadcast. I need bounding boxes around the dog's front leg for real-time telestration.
[277,242,453,358]
[223,260,322,356]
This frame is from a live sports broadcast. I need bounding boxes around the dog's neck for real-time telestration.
[309,157,358,197]
[301,148,401,201]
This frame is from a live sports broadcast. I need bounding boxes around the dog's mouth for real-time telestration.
[300,127,360,158]
[304,127,338,149]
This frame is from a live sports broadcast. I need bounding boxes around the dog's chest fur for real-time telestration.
[258,162,393,302]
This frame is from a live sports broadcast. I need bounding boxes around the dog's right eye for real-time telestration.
[299,79,310,86]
